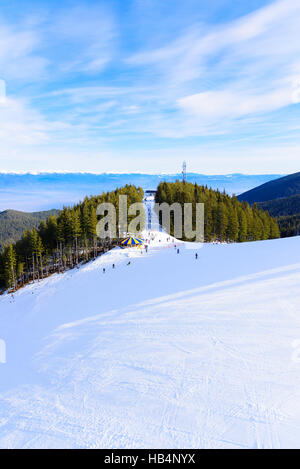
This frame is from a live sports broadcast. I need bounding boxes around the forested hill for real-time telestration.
[0,209,59,251]
[257,194,300,217]
[155,181,280,243]
[238,172,300,238]
[238,172,300,204]
[0,185,144,291]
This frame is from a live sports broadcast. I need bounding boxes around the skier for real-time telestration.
[112,264,115,269]
[127,261,131,266]
[103,268,106,273]
[177,248,180,254]
[195,253,198,260]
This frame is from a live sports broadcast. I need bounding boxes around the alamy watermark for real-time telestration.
[0,339,6,364]
[96,195,204,242]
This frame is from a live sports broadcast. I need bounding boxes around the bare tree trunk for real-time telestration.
[40,256,44,279]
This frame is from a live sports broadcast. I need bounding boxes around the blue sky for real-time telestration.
[0,0,300,174]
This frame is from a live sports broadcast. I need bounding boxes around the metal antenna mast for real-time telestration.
[182,161,187,183]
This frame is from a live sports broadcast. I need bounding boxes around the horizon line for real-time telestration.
[0,171,286,176]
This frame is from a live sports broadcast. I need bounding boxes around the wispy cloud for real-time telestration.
[0,3,117,155]
[0,18,47,81]
[1,0,300,174]
[48,5,116,74]
[125,0,300,135]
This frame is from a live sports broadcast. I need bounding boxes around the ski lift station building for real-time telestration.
[144,189,156,201]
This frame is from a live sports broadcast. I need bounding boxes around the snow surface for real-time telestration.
[1,204,300,448]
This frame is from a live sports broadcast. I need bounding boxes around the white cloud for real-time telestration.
[0,97,46,144]
[0,4,116,84]
[0,20,47,81]
[1,0,300,174]
[0,79,6,104]
[50,5,116,74]
[0,5,118,161]
[126,0,300,132]
[178,87,293,120]
[127,0,300,72]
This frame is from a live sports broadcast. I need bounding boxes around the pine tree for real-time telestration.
[0,185,144,292]
[36,235,44,279]
[216,203,228,241]
[227,206,239,241]
[17,261,25,286]
[3,244,17,290]
[238,208,248,242]
[270,219,280,239]
[155,181,281,243]
[72,209,81,265]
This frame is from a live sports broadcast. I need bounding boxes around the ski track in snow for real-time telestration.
[0,202,300,448]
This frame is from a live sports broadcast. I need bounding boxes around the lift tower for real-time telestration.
[182,161,187,183]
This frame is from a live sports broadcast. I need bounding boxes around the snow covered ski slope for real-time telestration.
[1,224,300,448]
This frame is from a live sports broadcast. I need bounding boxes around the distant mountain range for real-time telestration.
[0,209,58,251]
[0,172,282,212]
[238,172,300,237]
[1,171,299,247]
[238,172,300,204]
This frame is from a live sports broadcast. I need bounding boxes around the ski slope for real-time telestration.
[1,220,300,448]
